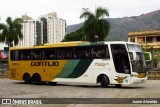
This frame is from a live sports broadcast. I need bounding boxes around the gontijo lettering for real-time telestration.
[31,61,59,66]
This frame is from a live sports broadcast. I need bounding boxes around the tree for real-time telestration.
[62,28,85,42]
[0,17,23,48]
[80,7,110,42]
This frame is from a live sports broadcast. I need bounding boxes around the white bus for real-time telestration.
[9,41,150,88]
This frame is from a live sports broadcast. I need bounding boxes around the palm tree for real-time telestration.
[80,7,110,42]
[0,17,23,48]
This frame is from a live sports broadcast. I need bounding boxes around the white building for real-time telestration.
[18,15,43,46]
[19,12,66,47]
[39,12,66,44]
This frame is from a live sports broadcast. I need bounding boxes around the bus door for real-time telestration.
[111,44,131,84]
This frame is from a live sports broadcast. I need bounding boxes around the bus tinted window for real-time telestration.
[11,50,19,60]
[74,47,90,59]
[20,50,31,60]
[10,45,110,60]
[91,45,109,59]
[30,49,42,60]
[127,44,142,52]
[44,48,56,60]
[58,48,72,59]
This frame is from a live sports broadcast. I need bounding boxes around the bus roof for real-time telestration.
[44,41,89,46]
[10,41,138,50]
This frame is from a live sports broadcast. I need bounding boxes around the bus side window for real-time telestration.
[21,53,26,60]
[43,48,56,60]
[20,50,30,60]
[58,49,64,59]
[85,50,90,58]
[74,48,80,59]
[75,47,90,59]
[27,54,30,59]
[50,54,54,59]
[35,54,40,59]
[96,50,105,58]
[30,49,42,60]
[91,45,110,59]
[11,50,19,60]
[31,52,35,60]
[44,49,50,59]
[58,48,72,59]
[50,50,56,59]
[73,49,77,59]
[91,47,101,58]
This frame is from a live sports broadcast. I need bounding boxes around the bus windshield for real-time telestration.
[127,44,147,73]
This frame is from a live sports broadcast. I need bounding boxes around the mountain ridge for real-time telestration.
[66,9,160,41]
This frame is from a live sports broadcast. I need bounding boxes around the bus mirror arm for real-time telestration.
[144,52,152,62]
[146,65,151,71]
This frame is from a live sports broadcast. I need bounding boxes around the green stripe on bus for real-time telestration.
[56,60,79,78]
[66,59,93,78]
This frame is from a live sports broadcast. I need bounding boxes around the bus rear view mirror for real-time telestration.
[129,52,136,61]
[144,52,152,62]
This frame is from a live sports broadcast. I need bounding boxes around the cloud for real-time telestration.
[0,0,160,25]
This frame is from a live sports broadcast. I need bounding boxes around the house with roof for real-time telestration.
[128,29,160,68]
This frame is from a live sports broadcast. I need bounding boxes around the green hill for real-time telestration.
[66,9,160,41]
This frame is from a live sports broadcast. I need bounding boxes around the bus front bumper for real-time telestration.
[131,77,147,84]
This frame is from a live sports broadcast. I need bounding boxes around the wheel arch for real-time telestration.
[32,73,42,85]
[23,72,32,84]
[97,74,110,84]
[32,73,41,80]
[23,72,31,80]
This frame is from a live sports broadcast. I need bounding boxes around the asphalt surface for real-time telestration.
[0,78,160,107]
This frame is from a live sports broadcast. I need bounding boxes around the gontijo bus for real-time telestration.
[8,41,150,88]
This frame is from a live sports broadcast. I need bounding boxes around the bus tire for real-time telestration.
[32,73,41,85]
[23,73,32,84]
[100,75,109,88]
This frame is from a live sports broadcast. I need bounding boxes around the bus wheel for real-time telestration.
[32,74,41,85]
[23,73,32,84]
[100,75,109,88]
[115,84,122,88]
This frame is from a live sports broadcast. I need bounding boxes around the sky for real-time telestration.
[0,0,160,49]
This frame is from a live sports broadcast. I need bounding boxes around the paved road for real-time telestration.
[0,78,160,107]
